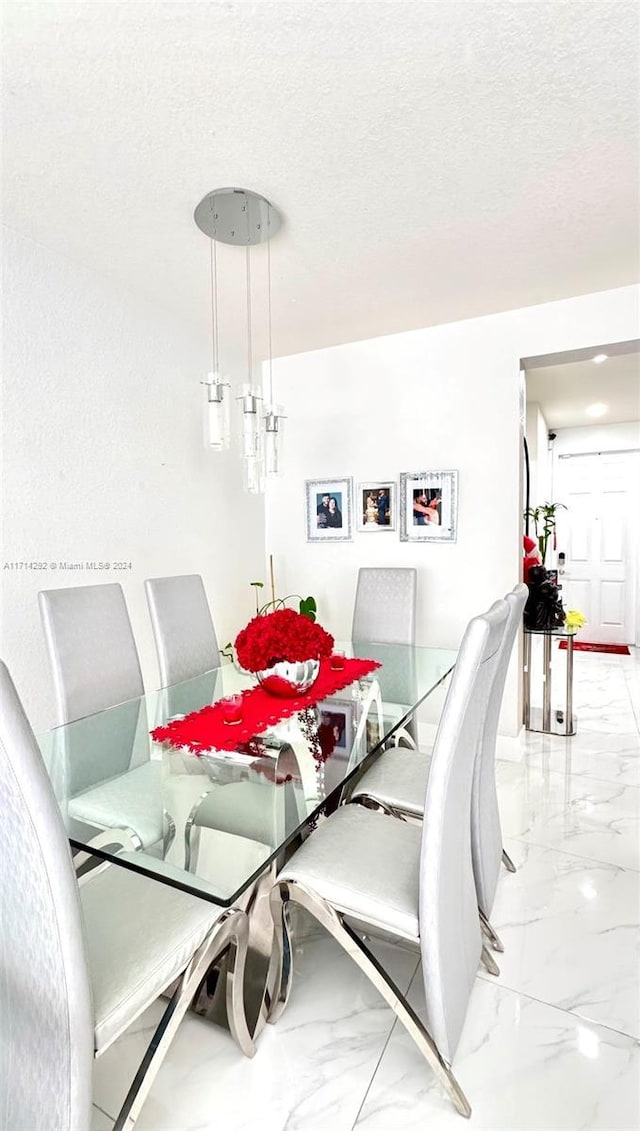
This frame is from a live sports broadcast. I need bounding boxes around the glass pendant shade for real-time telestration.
[264,408,284,476]
[240,388,261,458]
[203,373,230,450]
[243,454,264,495]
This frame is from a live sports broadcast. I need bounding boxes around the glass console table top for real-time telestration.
[38,641,455,908]
[523,626,578,638]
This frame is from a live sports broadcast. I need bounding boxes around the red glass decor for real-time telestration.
[235,608,334,673]
[220,695,243,724]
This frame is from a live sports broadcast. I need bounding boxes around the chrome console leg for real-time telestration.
[501,848,517,873]
[478,907,504,953]
[268,879,472,1119]
[542,632,552,732]
[566,633,575,736]
[523,631,531,729]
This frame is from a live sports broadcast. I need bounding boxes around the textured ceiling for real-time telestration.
[526,351,640,428]
[2,1,639,362]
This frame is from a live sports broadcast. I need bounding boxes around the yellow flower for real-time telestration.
[565,609,586,629]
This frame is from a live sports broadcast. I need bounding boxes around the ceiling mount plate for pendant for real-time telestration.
[194,187,281,246]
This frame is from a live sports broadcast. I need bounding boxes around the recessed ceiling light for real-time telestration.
[586,403,608,418]
[592,353,608,364]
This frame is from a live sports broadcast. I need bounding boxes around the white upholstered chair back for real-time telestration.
[38,583,147,796]
[351,567,416,646]
[419,600,508,1064]
[0,662,94,1131]
[145,574,220,687]
[352,568,418,741]
[38,583,144,723]
[471,583,528,915]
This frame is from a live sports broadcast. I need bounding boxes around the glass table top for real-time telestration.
[38,641,456,907]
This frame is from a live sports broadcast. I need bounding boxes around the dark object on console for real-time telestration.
[523,565,566,630]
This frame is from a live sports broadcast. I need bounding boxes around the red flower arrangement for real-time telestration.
[235,608,334,673]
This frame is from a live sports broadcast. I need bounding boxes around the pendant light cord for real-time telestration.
[246,244,253,383]
[209,238,219,375]
[267,206,274,406]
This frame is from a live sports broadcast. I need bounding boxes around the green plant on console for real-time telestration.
[524,501,566,565]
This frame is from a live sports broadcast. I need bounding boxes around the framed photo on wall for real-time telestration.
[356,481,396,532]
[305,477,353,541]
[399,470,458,543]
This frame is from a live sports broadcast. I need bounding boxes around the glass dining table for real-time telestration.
[38,640,456,1037]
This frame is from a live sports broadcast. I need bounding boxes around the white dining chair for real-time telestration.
[348,582,528,951]
[268,600,509,1119]
[145,574,220,687]
[38,583,173,854]
[0,660,254,1131]
[351,566,417,646]
[352,567,418,743]
[145,573,224,726]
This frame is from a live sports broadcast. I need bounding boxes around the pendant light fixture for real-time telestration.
[194,188,283,492]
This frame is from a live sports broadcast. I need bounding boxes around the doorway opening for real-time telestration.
[521,339,640,648]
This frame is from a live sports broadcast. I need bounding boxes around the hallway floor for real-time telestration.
[92,647,640,1130]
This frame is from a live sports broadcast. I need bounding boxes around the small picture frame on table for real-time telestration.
[305,477,353,542]
[399,470,458,543]
[357,481,396,532]
[315,698,355,758]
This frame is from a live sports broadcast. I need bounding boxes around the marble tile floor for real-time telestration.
[92,647,639,1130]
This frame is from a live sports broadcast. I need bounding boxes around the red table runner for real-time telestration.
[151,656,381,754]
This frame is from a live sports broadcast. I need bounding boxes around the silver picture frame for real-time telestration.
[305,477,353,542]
[356,481,396,532]
[399,470,458,543]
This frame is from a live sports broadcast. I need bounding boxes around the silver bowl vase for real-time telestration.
[256,658,320,697]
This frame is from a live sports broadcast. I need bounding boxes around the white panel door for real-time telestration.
[555,453,639,645]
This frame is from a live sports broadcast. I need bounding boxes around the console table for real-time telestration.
[523,626,577,736]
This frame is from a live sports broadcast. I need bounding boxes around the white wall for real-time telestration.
[265,284,639,739]
[1,229,265,730]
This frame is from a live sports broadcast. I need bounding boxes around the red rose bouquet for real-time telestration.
[235,608,334,673]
